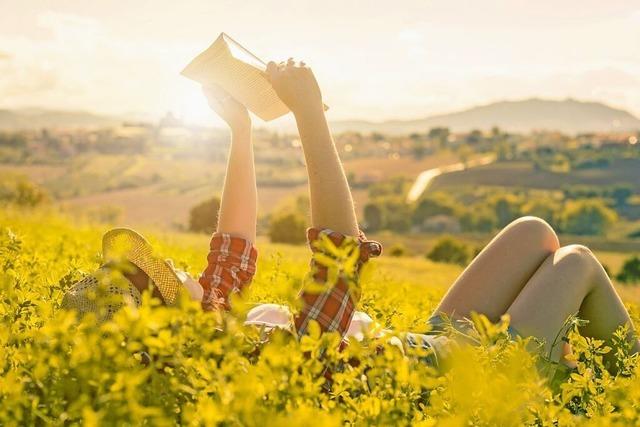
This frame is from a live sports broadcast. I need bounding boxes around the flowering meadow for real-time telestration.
[1,209,639,426]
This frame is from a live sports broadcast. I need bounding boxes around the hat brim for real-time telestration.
[102,228,182,305]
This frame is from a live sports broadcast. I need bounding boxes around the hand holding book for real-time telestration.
[265,59,325,117]
[202,85,250,131]
[182,33,327,121]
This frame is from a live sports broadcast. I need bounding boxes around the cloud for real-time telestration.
[0,11,184,115]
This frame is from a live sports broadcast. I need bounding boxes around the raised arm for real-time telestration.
[199,85,258,311]
[202,85,257,242]
[267,60,381,339]
[267,60,359,237]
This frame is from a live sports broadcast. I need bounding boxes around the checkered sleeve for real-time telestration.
[294,228,382,339]
[199,233,258,311]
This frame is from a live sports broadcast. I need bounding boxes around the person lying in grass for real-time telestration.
[62,58,639,372]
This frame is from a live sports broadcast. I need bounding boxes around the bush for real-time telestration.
[268,211,307,244]
[0,174,49,207]
[489,194,522,228]
[562,200,617,236]
[188,197,220,234]
[388,243,407,257]
[426,236,470,266]
[412,196,457,225]
[617,255,640,284]
[363,203,384,232]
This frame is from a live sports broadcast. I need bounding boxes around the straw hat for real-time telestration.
[61,228,184,319]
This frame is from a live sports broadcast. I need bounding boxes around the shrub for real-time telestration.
[562,199,617,236]
[617,255,640,284]
[363,203,384,232]
[426,236,470,266]
[388,243,407,257]
[268,211,307,244]
[188,197,221,234]
[412,196,457,225]
[0,173,49,207]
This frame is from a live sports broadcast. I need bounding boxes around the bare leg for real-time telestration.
[267,59,358,236]
[508,245,640,363]
[434,216,560,322]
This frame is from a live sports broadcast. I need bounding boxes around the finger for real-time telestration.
[299,60,306,67]
[266,61,279,82]
[287,57,295,66]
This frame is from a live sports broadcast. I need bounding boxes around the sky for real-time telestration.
[1,0,639,126]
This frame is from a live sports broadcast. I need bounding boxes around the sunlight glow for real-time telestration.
[173,83,218,126]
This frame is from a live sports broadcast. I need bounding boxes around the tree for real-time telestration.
[426,237,470,266]
[616,255,640,285]
[490,194,522,228]
[562,200,617,236]
[363,203,384,231]
[428,127,450,149]
[466,129,483,145]
[610,185,633,207]
[188,197,220,234]
[412,196,456,226]
[268,211,307,244]
[412,140,426,159]
[383,199,412,232]
[460,209,496,233]
[521,199,561,230]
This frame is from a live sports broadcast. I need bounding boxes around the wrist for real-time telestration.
[230,120,251,136]
[292,102,325,122]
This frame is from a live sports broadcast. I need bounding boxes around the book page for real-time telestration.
[181,34,289,121]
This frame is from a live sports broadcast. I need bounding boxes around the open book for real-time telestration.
[181,33,290,121]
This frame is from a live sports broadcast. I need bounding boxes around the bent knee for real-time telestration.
[554,244,597,273]
[504,216,560,253]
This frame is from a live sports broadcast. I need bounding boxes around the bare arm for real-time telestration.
[202,86,257,242]
[267,60,359,236]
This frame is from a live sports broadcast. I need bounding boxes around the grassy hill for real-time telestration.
[430,159,640,192]
[0,108,122,130]
[331,98,640,134]
[2,208,640,424]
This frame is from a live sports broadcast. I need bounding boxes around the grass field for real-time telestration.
[0,151,460,230]
[430,159,640,193]
[2,208,640,425]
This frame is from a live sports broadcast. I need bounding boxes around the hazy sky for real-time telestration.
[1,0,639,125]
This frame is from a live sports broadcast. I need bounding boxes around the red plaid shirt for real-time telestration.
[294,229,382,338]
[199,233,258,311]
[198,229,382,340]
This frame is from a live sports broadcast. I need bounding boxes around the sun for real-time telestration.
[172,81,221,127]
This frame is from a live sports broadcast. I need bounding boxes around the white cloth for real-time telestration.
[245,303,387,341]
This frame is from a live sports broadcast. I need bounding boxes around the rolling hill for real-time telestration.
[0,108,122,131]
[2,98,639,134]
[330,98,640,134]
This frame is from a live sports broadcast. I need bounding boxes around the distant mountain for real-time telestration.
[0,108,122,131]
[2,98,639,134]
[330,99,640,135]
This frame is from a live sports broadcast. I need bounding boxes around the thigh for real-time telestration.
[507,245,638,363]
[435,217,559,322]
[506,247,590,361]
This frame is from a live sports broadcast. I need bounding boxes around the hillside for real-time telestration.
[3,98,639,135]
[331,98,640,134]
[0,108,122,130]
